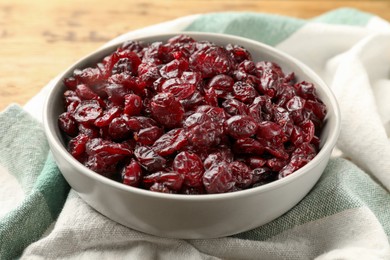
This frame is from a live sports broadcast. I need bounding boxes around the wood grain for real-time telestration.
[1,0,389,111]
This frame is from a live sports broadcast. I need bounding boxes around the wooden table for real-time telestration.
[1,0,389,111]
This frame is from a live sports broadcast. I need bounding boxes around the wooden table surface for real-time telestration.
[1,0,390,111]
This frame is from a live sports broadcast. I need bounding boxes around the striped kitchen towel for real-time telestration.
[1,8,389,260]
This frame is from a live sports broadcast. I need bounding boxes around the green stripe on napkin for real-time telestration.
[312,8,373,26]
[185,8,373,47]
[0,105,69,260]
[185,12,305,46]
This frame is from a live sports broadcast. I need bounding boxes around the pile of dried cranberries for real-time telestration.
[58,35,327,194]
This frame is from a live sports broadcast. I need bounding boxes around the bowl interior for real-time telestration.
[44,32,340,200]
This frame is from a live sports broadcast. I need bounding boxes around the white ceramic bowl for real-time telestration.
[43,32,340,239]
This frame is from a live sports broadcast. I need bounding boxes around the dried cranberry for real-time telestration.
[203,162,235,194]
[161,78,196,99]
[152,128,187,156]
[59,34,327,194]
[68,134,89,160]
[173,151,204,187]
[233,138,264,155]
[230,161,252,189]
[159,58,188,79]
[190,46,233,78]
[134,126,163,146]
[232,81,258,104]
[226,44,252,63]
[74,67,104,86]
[184,112,220,148]
[134,146,166,172]
[125,116,157,132]
[225,115,258,139]
[222,99,248,116]
[58,112,78,137]
[78,123,99,138]
[150,93,184,129]
[73,100,103,123]
[112,51,141,76]
[143,171,184,192]
[207,74,234,92]
[94,106,122,127]
[124,94,142,116]
[122,159,143,187]
[203,147,234,169]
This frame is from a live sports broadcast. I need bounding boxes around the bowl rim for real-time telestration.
[43,31,341,202]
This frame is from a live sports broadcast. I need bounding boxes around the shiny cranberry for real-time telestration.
[184,112,220,148]
[124,94,142,116]
[190,46,234,78]
[73,100,103,123]
[108,115,132,140]
[222,98,248,116]
[58,112,78,137]
[94,106,122,127]
[230,161,252,189]
[122,159,143,187]
[152,128,187,156]
[134,126,163,146]
[161,78,196,99]
[232,81,258,104]
[68,134,89,160]
[203,162,235,194]
[173,151,204,187]
[225,115,258,139]
[143,171,184,192]
[134,146,166,172]
[150,93,184,129]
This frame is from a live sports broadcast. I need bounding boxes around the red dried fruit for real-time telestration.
[134,126,163,146]
[94,106,122,127]
[143,171,184,192]
[203,147,234,169]
[125,116,157,132]
[222,98,248,116]
[203,162,235,194]
[159,58,189,79]
[122,159,143,187]
[173,151,204,187]
[58,112,78,137]
[226,44,252,63]
[233,138,264,155]
[190,46,234,78]
[207,74,234,92]
[152,128,187,156]
[230,161,252,189]
[68,134,89,160]
[78,123,99,138]
[108,115,132,140]
[124,94,143,116]
[161,77,196,99]
[59,34,327,194]
[232,81,258,104]
[225,115,258,139]
[184,112,220,148]
[257,121,287,145]
[150,93,185,129]
[134,146,167,172]
[74,67,104,85]
[73,100,103,123]
[112,51,141,76]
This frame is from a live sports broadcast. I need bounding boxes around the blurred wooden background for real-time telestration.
[1,0,389,111]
